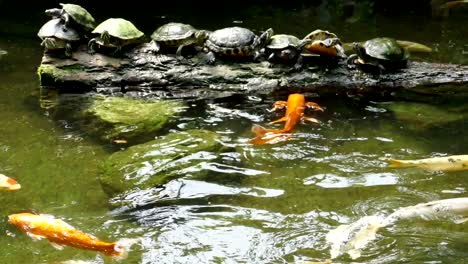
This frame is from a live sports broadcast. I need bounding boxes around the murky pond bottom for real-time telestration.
[0,36,467,264]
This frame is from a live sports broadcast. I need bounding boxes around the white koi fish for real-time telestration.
[387,154,468,172]
[327,197,468,259]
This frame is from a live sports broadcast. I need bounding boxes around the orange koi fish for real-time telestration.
[8,212,138,259]
[0,173,21,191]
[250,93,323,145]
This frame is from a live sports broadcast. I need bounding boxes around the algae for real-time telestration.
[99,129,225,197]
[81,95,186,142]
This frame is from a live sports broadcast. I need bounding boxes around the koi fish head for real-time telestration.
[8,212,38,231]
[0,174,21,191]
[287,93,306,104]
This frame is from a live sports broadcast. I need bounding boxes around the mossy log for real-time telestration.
[38,43,468,99]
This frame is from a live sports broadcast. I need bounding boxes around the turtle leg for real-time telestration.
[151,40,161,54]
[175,44,188,60]
[206,51,216,65]
[41,37,55,53]
[253,48,266,62]
[267,52,276,67]
[346,54,358,69]
[293,55,304,72]
[112,44,122,56]
[64,42,73,58]
[87,38,97,55]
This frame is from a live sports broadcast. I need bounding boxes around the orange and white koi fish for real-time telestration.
[387,154,468,172]
[250,93,323,145]
[8,212,138,259]
[0,173,21,191]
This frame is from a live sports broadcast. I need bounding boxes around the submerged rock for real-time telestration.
[99,129,227,197]
[384,101,467,130]
[81,95,186,142]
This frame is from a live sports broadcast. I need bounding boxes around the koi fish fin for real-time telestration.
[303,116,320,123]
[305,102,324,112]
[269,101,287,112]
[249,134,291,145]
[251,124,268,137]
[26,232,45,241]
[49,242,65,250]
[269,117,287,124]
[113,238,141,260]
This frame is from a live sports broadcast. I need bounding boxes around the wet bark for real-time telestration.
[38,43,468,99]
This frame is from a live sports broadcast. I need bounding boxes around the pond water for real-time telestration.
[0,4,467,264]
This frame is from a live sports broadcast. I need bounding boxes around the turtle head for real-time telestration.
[352,42,367,59]
[101,30,111,45]
[194,30,210,44]
[253,28,274,50]
[279,48,297,61]
[45,8,62,18]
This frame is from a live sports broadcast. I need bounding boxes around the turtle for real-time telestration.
[302,29,347,59]
[88,18,145,55]
[265,34,312,71]
[45,3,95,32]
[37,18,80,57]
[347,37,409,73]
[150,22,209,60]
[204,27,274,64]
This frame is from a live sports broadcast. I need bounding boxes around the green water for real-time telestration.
[0,9,467,264]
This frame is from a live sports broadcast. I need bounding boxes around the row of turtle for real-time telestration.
[37,3,409,73]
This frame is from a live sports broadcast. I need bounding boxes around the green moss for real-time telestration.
[37,64,59,85]
[99,129,225,197]
[61,64,86,72]
[37,64,86,85]
[81,96,186,142]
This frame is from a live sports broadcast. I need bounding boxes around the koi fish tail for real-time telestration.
[251,124,280,137]
[111,238,140,260]
[251,124,268,137]
[387,159,410,168]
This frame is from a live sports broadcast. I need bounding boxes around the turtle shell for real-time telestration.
[363,37,409,61]
[304,29,338,41]
[92,18,144,40]
[60,3,95,31]
[267,34,301,50]
[207,27,256,49]
[38,18,80,41]
[151,22,196,42]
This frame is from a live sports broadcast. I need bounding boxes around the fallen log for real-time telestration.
[37,43,468,99]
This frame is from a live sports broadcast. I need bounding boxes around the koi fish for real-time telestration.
[0,173,21,191]
[327,197,468,259]
[387,154,468,172]
[111,139,128,144]
[8,212,138,259]
[250,93,323,145]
